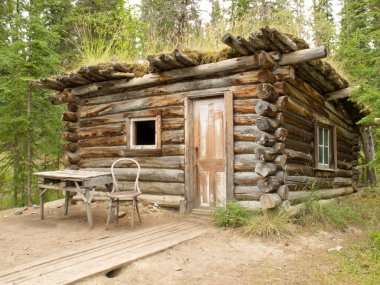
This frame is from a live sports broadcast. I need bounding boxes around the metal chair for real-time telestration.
[106,158,142,229]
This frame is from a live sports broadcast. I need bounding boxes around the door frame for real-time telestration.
[184,91,234,213]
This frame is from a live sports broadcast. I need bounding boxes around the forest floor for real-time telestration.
[0,195,379,285]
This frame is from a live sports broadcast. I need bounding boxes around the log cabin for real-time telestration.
[33,27,364,213]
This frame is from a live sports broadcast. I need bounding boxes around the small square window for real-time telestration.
[125,110,162,155]
[132,119,156,146]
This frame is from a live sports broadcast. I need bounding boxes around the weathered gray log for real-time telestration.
[63,152,80,164]
[360,126,376,186]
[147,55,172,72]
[255,147,277,161]
[159,54,186,69]
[107,181,185,195]
[237,200,261,211]
[78,146,126,158]
[256,83,279,102]
[285,149,312,162]
[273,142,285,154]
[288,187,354,203]
[139,194,183,208]
[274,154,287,169]
[234,126,261,142]
[172,49,198,66]
[234,186,264,200]
[257,176,281,192]
[256,116,279,132]
[273,66,295,81]
[260,193,282,210]
[255,100,277,117]
[279,46,327,65]
[79,135,127,148]
[162,145,185,156]
[326,87,352,101]
[78,125,125,139]
[274,127,288,142]
[84,168,184,183]
[256,132,276,146]
[255,51,278,70]
[234,172,262,186]
[222,33,251,55]
[234,154,259,171]
[236,36,258,53]
[277,185,289,200]
[255,162,277,177]
[78,156,185,169]
[162,130,184,144]
[234,141,262,154]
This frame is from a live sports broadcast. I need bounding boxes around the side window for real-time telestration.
[314,122,337,170]
[125,110,162,155]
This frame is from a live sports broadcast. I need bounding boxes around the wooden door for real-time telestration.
[193,97,226,208]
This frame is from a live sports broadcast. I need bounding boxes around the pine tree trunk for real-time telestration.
[360,126,377,186]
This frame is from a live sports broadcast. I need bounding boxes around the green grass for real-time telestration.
[242,209,293,238]
[213,200,249,228]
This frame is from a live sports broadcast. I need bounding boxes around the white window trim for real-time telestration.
[129,117,158,150]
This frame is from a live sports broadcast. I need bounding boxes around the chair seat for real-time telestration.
[109,191,140,201]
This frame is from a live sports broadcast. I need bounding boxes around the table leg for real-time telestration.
[39,187,45,220]
[64,191,70,215]
[85,188,94,229]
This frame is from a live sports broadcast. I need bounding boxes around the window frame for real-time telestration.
[125,110,162,155]
[314,121,337,171]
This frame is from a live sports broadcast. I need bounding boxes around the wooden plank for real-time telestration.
[0,222,208,285]
[225,91,234,201]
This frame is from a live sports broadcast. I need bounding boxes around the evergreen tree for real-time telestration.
[210,0,222,25]
[312,0,335,50]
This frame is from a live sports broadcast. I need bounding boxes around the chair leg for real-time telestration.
[131,200,135,229]
[135,199,142,223]
[105,201,114,230]
[116,200,120,225]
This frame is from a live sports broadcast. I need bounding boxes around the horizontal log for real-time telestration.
[63,152,80,164]
[285,149,312,162]
[286,164,314,176]
[260,193,282,210]
[326,87,352,101]
[277,185,289,200]
[80,113,125,128]
[255,162,277,177]
[255,147,277,161]
[111,181,184,196]
[284,138,312,153]
[288,187,354,203]
[233,99,258,113]
[279,46,327,66]
[62,143,79,152]
[234,185,264,200]
[283,111,313,131]
[273,65,295,81]
[256,116,279,132]
[79,135,127,147]
[77,125,125,139]
[234,126,260,142]
[274,142,285,154]
[234,172,262,186]
[77,156,185,169]
[64,122,78,132]
[256,83,279,102]
[257,176,281,193]
[84,168,184,183]
[139,194,183,208]
[63,132,78,143]
[255,100,277,117]
[234,154,258,171]
[162,130,184,144]
[222,33,252,55]
[161,118,184,130]
[234,141,262,154]
[162,144,185,156]
[234,114,258,125]
[78,146,126,158]
[61,112,78,123]
[236,200,261,211]
[283,123,313,143]
[70,54,277,96]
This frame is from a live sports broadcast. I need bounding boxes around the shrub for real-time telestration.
[213,201,249,228]
[242,209,293,239]
[370,232,380,259]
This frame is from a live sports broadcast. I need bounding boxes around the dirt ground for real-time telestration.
[0,200,366,285]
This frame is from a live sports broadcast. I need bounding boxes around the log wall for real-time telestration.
[59,51,357,209]
[282,79,358,202]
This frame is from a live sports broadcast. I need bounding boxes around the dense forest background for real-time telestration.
[0,0,379,208]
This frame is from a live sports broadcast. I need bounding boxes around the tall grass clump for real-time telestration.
[242,209,293,238]
[213,201,249,227]
[294,193,363,231]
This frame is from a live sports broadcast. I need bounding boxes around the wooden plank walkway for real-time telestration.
[0,220,209,285]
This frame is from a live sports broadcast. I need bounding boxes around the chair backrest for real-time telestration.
[110,158,141,194]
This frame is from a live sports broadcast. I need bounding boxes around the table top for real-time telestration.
[33,169,112,181]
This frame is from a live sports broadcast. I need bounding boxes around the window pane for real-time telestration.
[324,128,329,146]
[324,146,329,164]
[134,120,156,145]
[319,146,323,163]
[319,128,323,145]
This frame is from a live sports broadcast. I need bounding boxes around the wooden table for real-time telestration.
[34,170,113,228]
